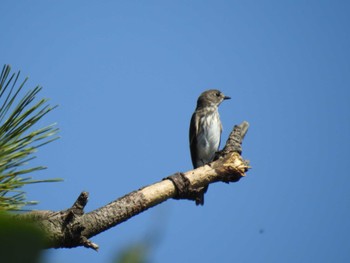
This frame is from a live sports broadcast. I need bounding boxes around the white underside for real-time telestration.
[195,111,221,167]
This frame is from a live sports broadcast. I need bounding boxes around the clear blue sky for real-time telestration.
[1,1,350,262]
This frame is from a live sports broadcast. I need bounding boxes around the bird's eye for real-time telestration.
[216,92,221,97]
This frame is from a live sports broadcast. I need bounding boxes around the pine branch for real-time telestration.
[17,121,250,250]
[0,65,60,211]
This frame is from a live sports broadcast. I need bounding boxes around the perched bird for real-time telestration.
[189,89,231,205]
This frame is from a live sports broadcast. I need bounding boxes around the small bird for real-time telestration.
[189,89,231,205]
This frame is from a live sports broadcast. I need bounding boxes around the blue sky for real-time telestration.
[1,1,350,262]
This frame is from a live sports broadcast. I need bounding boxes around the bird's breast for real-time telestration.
[196,111,221,163]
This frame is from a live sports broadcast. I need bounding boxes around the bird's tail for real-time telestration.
[195,186,209,206]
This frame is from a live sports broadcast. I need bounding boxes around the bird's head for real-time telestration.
[196,89,231,108]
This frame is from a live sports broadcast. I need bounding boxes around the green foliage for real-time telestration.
[114,243,149,263]
[0,65,60,211]
[0,213,45,263]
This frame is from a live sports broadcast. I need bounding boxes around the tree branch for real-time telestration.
[17,121,250,250]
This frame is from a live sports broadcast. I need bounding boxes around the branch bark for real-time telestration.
[17,121,250,250]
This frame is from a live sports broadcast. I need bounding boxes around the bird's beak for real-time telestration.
[223,96,231,100]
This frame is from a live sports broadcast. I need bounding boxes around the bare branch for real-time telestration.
[17,121,250,250]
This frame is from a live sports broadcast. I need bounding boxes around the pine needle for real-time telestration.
[0,65,61,211]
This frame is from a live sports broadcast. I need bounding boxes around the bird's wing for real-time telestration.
[189,112,199,168]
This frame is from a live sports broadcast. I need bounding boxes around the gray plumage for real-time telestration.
[189,89,230,205]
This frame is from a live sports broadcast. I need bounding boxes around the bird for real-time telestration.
[189,89,231,205]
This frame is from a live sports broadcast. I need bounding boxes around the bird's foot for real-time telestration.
[165,172,206,206]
